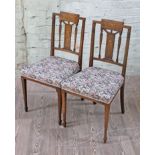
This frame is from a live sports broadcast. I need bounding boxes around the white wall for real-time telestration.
[16,0,140,75]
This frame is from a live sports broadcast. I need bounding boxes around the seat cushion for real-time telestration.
[61,67,124,104]
[21,56,80,87]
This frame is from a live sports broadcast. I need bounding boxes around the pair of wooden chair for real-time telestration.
[21,11,131,143]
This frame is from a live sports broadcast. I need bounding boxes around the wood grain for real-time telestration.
[64,23,72,50]
[60,11,79,24]
[105,32,115,59]
[101,19,124,33]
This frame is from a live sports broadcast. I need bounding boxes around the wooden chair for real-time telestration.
[61,19,131,143]
[21,12,86,125]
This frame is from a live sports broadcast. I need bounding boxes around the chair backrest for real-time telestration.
[89,19,131,77]
[51,11,86,70]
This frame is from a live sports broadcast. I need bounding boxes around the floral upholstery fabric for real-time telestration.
[61,67,124,104]
[21,56,80,88]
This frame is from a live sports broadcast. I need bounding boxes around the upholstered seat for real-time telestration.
[61,67,124,104]
[21,56,80,88]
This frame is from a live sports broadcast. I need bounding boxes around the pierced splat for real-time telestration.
[59,11,80,51]
[59,11,79,24]
[101,19,124,62]
[89,19,130,68]
[101,19,124,33]
[51,12,86,70]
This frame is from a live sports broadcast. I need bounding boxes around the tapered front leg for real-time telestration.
[21,77,28,112]
[104,104,111,143]
[62,90,67,127]
[57,88,62,125]
[120,84,125,114]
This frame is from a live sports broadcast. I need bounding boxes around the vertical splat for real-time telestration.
[99,27,103,58]
[116,33,122,62]
[58,20,62,48]
[105,32,115,59]
[73,25,78,52]
[64,23,72,50]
